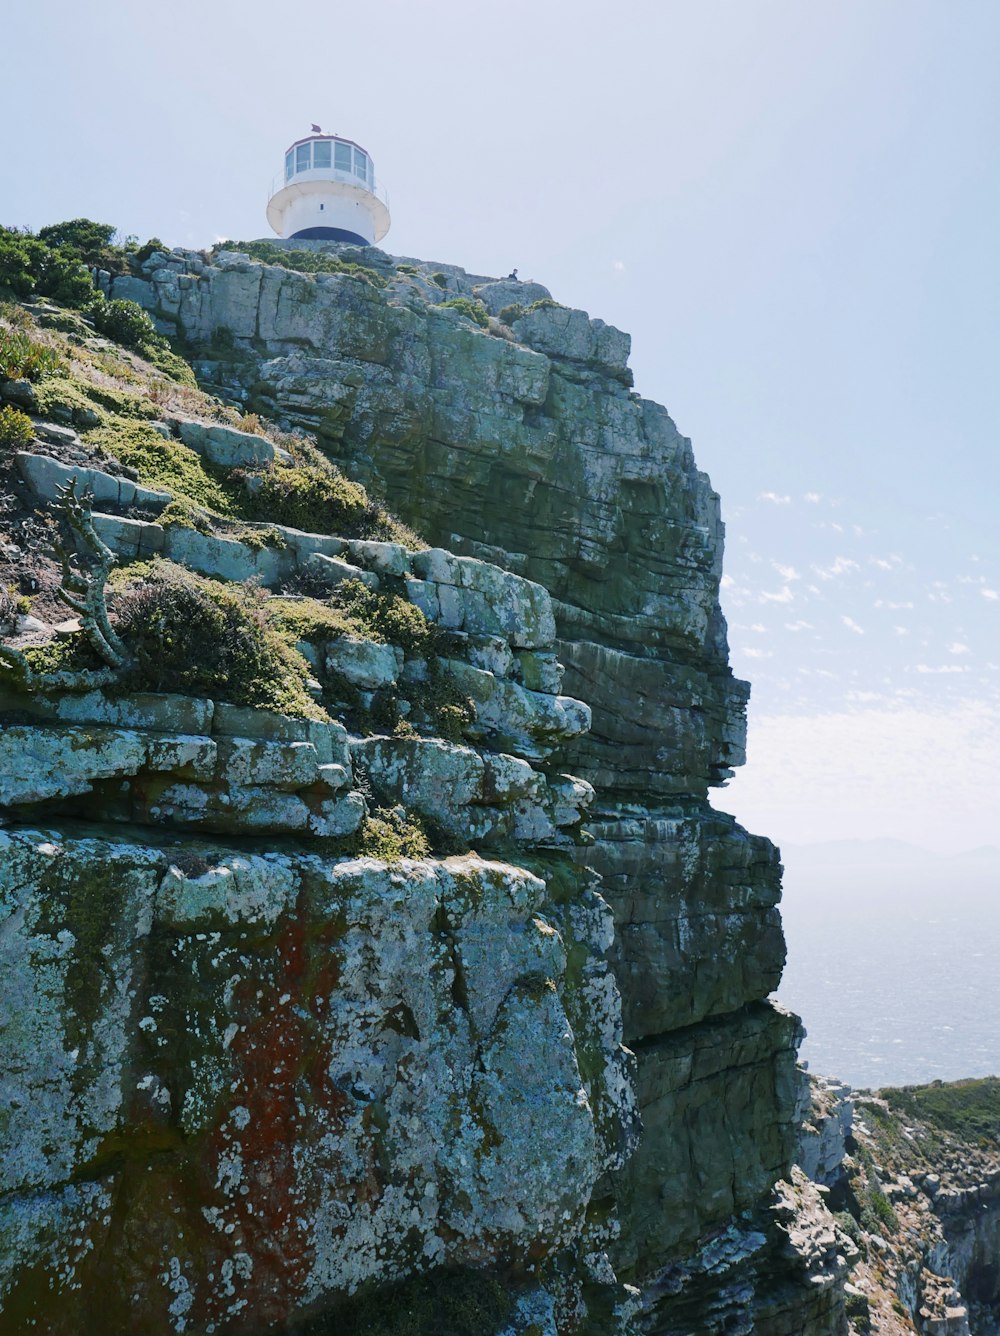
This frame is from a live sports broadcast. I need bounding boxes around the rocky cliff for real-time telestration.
[0,237,853,1333]
[795,1074,1000,1336]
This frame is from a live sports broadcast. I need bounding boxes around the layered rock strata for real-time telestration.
[102,241,835,1329]
[0,427,638,1331]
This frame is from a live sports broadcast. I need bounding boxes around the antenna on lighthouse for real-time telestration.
[266,131,390,247]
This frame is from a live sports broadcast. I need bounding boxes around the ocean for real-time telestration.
[774,840,1000,1090]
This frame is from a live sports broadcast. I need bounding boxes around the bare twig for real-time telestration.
[0,482,130,695]
[51,478,127,669]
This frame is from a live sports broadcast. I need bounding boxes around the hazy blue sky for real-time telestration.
[4,1,998,851]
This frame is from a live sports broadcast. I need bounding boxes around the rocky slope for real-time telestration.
[0,238,856,1333]
[796,1074,1000,1336]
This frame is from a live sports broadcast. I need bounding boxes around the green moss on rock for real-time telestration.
[84,419,239,516]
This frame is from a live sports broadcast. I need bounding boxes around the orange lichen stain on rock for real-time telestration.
[199,914,355,1331]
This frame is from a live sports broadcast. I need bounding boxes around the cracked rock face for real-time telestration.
[0,238,841,1333]
[0,453,635,1329]
[0,832,635,1333]
[128,242,802,1327]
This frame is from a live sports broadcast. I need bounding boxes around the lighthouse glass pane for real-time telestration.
[353,149,368,180]
[313,140,331,169]
[285,150,294,181]
[335,142,352,172]
[296,143,311,173]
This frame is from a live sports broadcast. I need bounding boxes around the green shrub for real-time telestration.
[0,405,34,448]
[526,297,561,313]
[113,561,324,718]
[0,223,101,307]
[87,296,162,351]
[242,462,404,541]
[0,328,64,380]
[395,263,418,274]
[157,497,216,532]
[21,632,104,678]
[438,297,489,329]
[883,1077,1000,1145]
[213,239,386,287]
[0,226,94,306]
[140,340,198,386]
[41,252,98,306]
[133,237,166,266]
[0,230,44,299]
[264,596,362,644]
[332,579,434,654]
[37,219,116,265]
[352,806,430,861]
[431,272,448,288]
[412,659,477,743]
[868,1188,898,1231]
[497,303,524,325]
[37,219,138,278]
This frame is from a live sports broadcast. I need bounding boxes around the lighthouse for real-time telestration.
[266,130,390,246]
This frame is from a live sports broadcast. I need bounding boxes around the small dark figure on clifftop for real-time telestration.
[507,268,519,280]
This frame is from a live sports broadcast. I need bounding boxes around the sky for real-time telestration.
[3,0,998,853]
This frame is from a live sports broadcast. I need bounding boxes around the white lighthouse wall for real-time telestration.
[276,189,377,243]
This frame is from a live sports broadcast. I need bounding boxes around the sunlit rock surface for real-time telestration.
[0,240,852,1333]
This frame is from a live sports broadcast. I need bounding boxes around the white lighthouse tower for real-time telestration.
[266,129,390,246]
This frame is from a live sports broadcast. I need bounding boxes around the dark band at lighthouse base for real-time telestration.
[289,225,371,245]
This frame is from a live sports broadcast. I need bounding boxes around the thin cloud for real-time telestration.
[803,492,821,504]
[759,491,792,505]
[983,589,999,601]
[841,615,864,635]
[948,642,971,655]
[814,557,858,581]
[761,586,795,605]
[772,562,801,581]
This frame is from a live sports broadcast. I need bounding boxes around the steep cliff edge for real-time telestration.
[0,237,853,1333]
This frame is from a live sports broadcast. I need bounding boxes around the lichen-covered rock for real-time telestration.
[326,636,403,689]
[16,450,172,512]
[0,237,826,1332]
[170,416,278,469]
[0,833,636,1333]
[130,240,811,1329]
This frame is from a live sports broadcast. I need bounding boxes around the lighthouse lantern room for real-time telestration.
[266,130,390,246]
